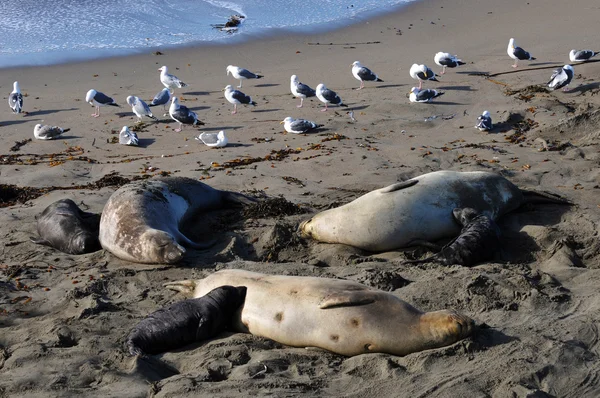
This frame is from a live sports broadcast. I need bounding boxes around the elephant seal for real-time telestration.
[165,269,474,357]
[99,177,253,264]
[299,170,569,252]
[405,208,501,266]
[127,285,247,356]
[30,199,101,255]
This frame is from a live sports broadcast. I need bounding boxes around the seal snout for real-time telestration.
[297,219,312,238]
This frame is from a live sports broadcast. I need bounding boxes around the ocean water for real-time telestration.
[0,0,412,68]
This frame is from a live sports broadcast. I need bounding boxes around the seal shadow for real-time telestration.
[130,355,179,382]
[470,325,519,351]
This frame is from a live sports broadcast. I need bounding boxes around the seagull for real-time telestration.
[409,64,438,89]
[33,124,70,140]
[351,61,383,90]
[507,38,535,68]
[169,97,203,132]
[547,65,574,92]
[8,81,23,114]
[280,117,323,134]
[226,65,263,88]
[434,52,466,75]
[223,85,256,114]
[85,89,119,117]
[316,83,347,112]
[409,87,444,103]
[475,111,493,131]
[149,88,172,112]
[126,95,157,122]
[158,66,188,93]
[119,126,139,146]
[569,49,599,63]
[290,75,316,108]
[195,130,228,148]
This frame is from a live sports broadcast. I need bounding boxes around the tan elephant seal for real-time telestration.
[99,177,252,264]
[299,170,569,252]
[165,269,474,357]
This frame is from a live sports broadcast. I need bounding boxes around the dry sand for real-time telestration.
[1,0,600,396]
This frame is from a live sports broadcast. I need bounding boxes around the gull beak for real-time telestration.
[280,121,284,124]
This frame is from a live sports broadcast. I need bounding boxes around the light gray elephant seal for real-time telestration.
[99,177,253,264]
[30,199,101,254]
[127,285,247,356]
[165,269,474,357]
[299,170,569,252]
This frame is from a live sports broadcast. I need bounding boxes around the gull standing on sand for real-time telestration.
[158,66,188,93]
[119,126,139,146]
[475,111,493,131]
[409,64,438,89]
[33,124,70,140]
[547,65,574,92]
[195,130,228,148]
[223,85,256,114]
[126,95,157,122]
[290,75,316,108]
[226,65,263,88]
[8,81,23,114]
[351,61,383,90]
[86,89,119,117]
[434,52,466,75]
[169,97,203,132]
[507,38,535,68]
[280,117,323,134]
[149,88,172,112]
[569,49,599,62]
[409,87,444,103]
[316,83,347,112]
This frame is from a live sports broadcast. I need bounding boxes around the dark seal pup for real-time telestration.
[30,199,101,255]
[405,208,501,266]
[127,285,247,356]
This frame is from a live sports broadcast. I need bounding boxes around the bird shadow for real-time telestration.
[570,82,600,94]
[374,84,405,89]
[183,91,211,96]
[189,106,210,111]
[201,126,244,131]
[1,118,41,126]
[254,83,280,88]
[346,105,369,111]
[58,135,80,140]
[437,85,476,91]
[26,108,78,116]
[137,138,156,148]
[456,70,489,75]
[225,143,253,148]
[251,109,282,113]
[426,101,464,106]
[529,62,561,67]
[114,112,132,118]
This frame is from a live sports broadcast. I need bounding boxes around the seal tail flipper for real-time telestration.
[163,279,197,295]
[520,189,573,206]
[319,292,377,309]
[379,179,419,193]
[30,237,51,246]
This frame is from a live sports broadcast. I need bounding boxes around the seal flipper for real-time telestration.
[520,189,573,206]
[30,237,52,247]
[164,279,197,295]
[319,291,377,309]
[379,179,419,193]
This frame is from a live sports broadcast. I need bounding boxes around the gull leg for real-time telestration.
[92,106,100,118]
[356,81,364,90]
[320,103,328,112]
[238,80,243,89]
[440,66,446,75]
[175,122,183,133]
[512,60,518,68]
[418,81,423,90]
[232,104,238,115]
[297,98,304,108]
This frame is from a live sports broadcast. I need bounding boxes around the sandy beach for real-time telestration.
[2,0,600,396]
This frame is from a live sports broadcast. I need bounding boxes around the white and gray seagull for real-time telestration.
[149,88,172,112]
[34,124,70,140]
[119,126,139,146]
[409,64,438,89]
[280,117,323,134]
[85,89,119,117]
[569,49,599,63]
[547,65,574,92]
[169,97,203,132]
[126,95,157,122]
[475,111,493,131]
[8,81,23,114]
[226,65,263,88]
[351,61,383,90]
[158,65,188,93]
[195,130,228,148]
[316,83,347,112]
[223,85,257,114]
[290,75,316,108]
[507,38,535,68]
[434,52,466,75]
[409,87,444,103]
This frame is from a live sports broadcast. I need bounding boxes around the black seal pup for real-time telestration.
[30,199,101,255]
[127,285,247,356]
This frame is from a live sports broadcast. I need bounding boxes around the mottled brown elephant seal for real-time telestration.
[99,177,252,264]
[165,269,474,357]
[299,170,569,252]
